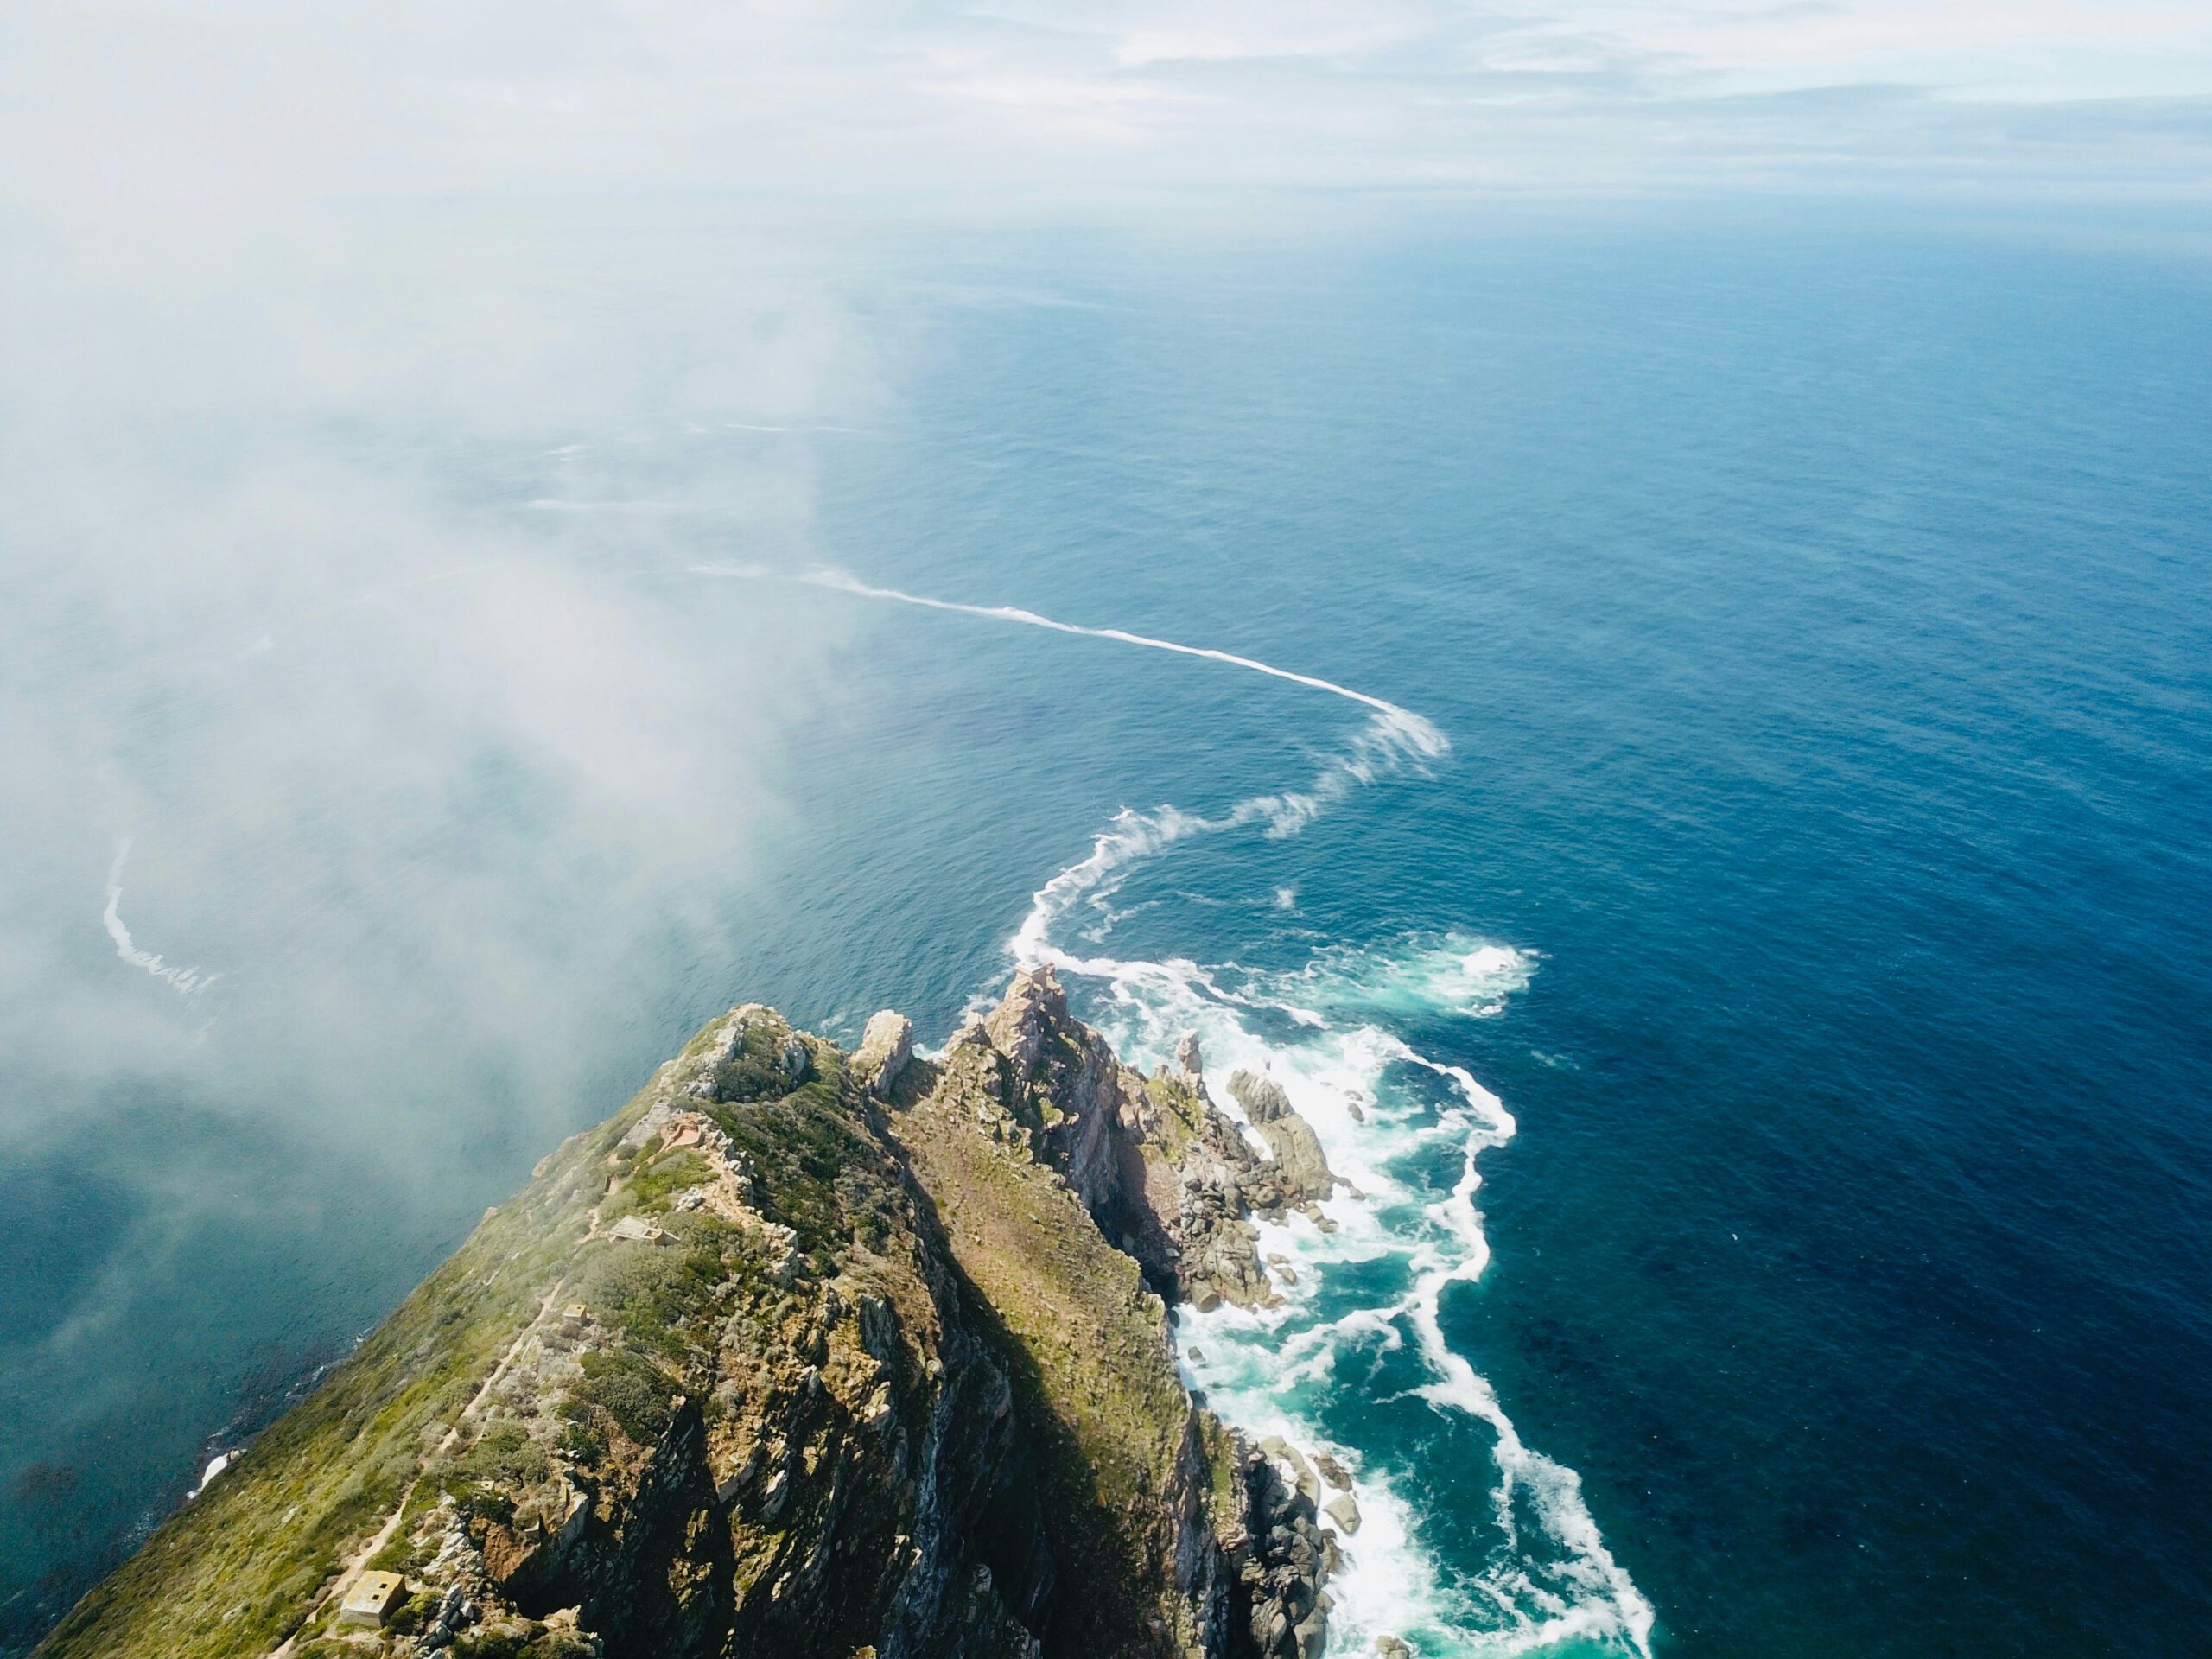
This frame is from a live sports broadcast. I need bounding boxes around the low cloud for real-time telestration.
[0,207,885,1172]
[3,0,2209,229]
[0,176,915,1629]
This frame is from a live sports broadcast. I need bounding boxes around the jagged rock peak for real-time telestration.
[1226,1068,1289,1125]
[1226,1071,1338,1206]
[1174,1031,1205,1084]
[984,962,1073,1071]
[851,1010,913,1100]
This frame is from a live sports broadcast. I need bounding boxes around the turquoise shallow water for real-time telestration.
[3,211,2209,1654]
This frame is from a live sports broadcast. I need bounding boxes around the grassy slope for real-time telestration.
[37,1010,1233,1659]
[888,1045,1210,1657]
[31,1068,658,1659]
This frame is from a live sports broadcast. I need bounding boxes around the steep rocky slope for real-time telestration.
[36,971,1347,1659]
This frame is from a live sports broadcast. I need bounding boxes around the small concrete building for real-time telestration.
[337,1569,406,1629]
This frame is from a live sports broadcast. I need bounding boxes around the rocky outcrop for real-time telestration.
[1227,1441,1338,1659]
[956,966,1353,1317]
[37,986,1335,1659]
[1136,1075,1273,1313]
[980,966,1135,1217]
[1174,1031,1205,1086]
[851,1011,914,1101]
[1225,1071,1338,1208]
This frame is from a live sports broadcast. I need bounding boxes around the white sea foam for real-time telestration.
[187,1450,233,1499]
[1135,962,1654,1657]
[1246,938,1539,1023]
[708,561,1648,1652]
[103,840,219,996]
[997,715,1449,983]
[798,569,1449,751]
[996,776,1651,1653]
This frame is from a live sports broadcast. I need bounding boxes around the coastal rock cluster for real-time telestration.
[953,965,1345,1321]
[36,971,1367,1659]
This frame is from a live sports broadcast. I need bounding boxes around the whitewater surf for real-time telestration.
[709,564,1655,1656]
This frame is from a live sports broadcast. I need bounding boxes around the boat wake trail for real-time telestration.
[696,562,1649,1654]
[690,563,1449,763]
[104,839,219,996]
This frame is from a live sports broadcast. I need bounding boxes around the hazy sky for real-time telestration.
[5,0,2211,230]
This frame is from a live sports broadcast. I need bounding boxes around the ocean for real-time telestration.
[3,206,2209,1655]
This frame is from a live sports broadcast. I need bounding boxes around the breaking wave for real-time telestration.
[1033,909,1654,1656]
[697,562,1649,1653]
[987,710,1648,1652]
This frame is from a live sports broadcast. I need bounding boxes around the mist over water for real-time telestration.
[4,206,2211,1659]
[0,207,882,1636]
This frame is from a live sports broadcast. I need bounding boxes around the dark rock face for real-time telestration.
[982,965,1132,1216]
[481,1346,1051,1659]
[1221,1445,1333,1659]
[560,1402,736,1656]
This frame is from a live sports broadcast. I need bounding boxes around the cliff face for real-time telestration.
[35,971,1342,1659]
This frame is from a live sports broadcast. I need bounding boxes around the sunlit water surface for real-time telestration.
[3,211,2209,1656]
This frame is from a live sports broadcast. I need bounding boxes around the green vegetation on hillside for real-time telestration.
[892,1039,1217,1656]
[35,995,1257,1659]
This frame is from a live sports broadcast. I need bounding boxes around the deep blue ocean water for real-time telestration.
[4,210,2209,1654]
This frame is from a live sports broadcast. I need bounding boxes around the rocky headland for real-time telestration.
[37,968,1364,1659]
